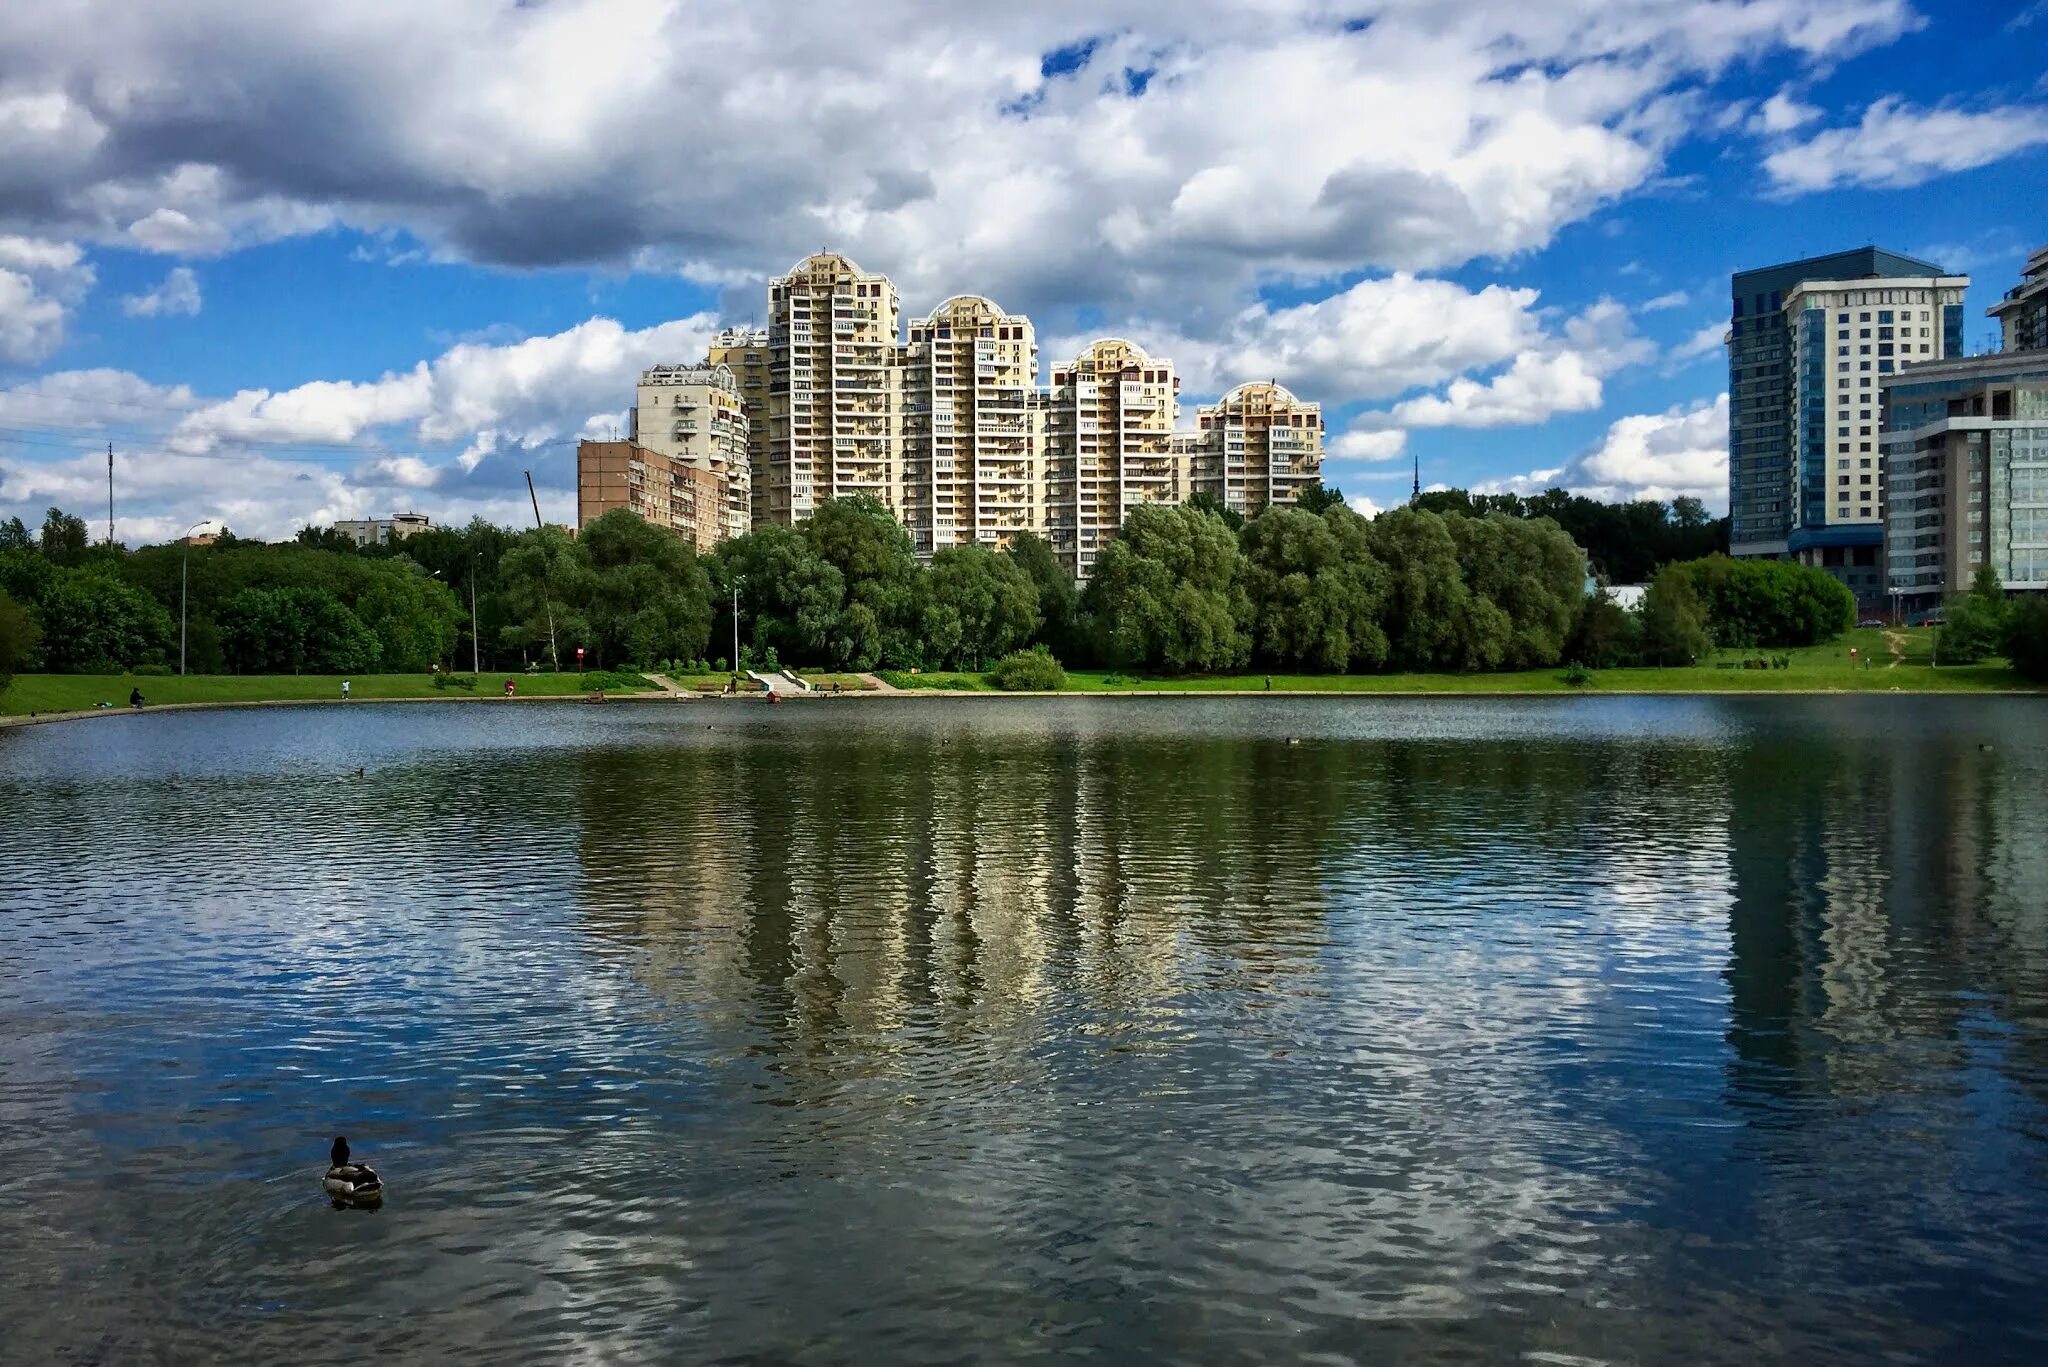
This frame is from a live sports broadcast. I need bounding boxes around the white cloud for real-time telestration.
[1764,97,2048,193]
[1345,492,1385,519]
[1366,299,1653,430]
[1328,427,1408,462]
[122,266,203,317]
[1664,319,1727,372]
[1477,393,1730,508]
[1750,90,1822,133]
[1640,290,1690,312]
[0,0,1925,324]
[0,235,94,362]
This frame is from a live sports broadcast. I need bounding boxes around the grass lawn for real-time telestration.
[2,671,653,716]
[877,626,2032,695]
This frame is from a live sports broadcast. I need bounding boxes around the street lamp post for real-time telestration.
[180,520,209,676]
[731,576,742,682]
[470,552,481,676]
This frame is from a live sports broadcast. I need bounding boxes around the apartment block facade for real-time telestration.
[576,439,726,553]
[628,362,752,543]
[1882,353,2048,609]
[1188,381,1325,516]
[333,512,431,546]
[706,327,771,524]
[1990,243,2048,355]
[763,253,900,525]
[1043,339,1182,580]
[899,295,1040,555]
[1727,247,1967,606]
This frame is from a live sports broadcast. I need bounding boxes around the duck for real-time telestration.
[324,1135,383,1205]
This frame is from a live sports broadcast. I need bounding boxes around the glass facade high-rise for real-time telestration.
[1728,248,1967,606]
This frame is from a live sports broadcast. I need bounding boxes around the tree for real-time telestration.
[1368,507,1510,671]
[1566,590,1640,668]
[295,525,361,553]
[1084,503,1249,673]
[0,517,31,551]
[0,587,40,695]
[988,645,1067,691]
[802,495,921,668]
[1236,505,1388,671]
[1639,566,1711,666]
[2003,594,2048,682]
[1185,492,1245,533]
[1939,562,2009,665]
[217,587,381,674]
[1676,555,1854,647]
[1444,512,1584,668]
[710,524,846,667]
[1293,481,1347,516]
[497,525,588,669]
[921,542,1040,670]
[38,507,91,566]
[1004,531,1083,663]
[577,508,713,667]
[34,573,175,672]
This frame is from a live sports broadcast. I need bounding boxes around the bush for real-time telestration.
[2005,595,2048,682]
[714,657,729,674]
[434,672,479,691]
[131,663,173,676]
[987,646,1067,691]
[1562,661,1593,688]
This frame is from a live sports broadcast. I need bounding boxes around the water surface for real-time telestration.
[2,696,2046,1362]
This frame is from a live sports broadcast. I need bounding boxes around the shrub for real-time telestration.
[131,663,173,676]
[2005,596,2048,682]
[714,657,729,674]
[1562,661,1593,688]
[987,646,1067,691]
[434,672,479,691]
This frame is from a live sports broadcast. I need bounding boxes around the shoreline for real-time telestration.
[6,683,2041,728]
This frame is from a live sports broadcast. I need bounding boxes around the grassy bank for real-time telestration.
[879,629,2035,694]
[2,671,653,716]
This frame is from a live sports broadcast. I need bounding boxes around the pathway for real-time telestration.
[1882,629,1908,667]
[856,672,900,693]
[642,672,692,698]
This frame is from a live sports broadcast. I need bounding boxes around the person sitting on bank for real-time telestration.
[129,687,144,709]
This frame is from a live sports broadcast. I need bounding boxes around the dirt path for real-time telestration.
[1882,629,1907,668]
[856,672,900,693]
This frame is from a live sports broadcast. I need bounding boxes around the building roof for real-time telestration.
[1732,246,1951,296]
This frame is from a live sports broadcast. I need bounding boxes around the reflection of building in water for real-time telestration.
[1722,719,2048,1104]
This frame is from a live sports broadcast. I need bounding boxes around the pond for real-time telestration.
[2,696,2046,1362]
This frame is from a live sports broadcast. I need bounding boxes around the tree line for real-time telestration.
[1,478,1867,697]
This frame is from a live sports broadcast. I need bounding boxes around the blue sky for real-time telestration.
[1,0,2044,541]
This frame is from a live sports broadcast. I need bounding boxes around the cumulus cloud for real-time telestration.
[0,0,1923,324]
[1358,299,1653,430]
[121,265,202,317]
[1664,319,1727,372]
[1750,90,1822,133]
[1764,97,2048,193]
[1328,427,1408,462]
[1476,393,1730,507]
[0,235,94,362]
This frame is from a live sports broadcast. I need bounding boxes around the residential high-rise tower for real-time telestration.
[1188,381,1325,516]
[763,253,900,524]
[899,295,1040,556]
[629,362,752,542]
[1042,338,1180,580]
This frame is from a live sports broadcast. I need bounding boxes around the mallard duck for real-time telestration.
[324,1135,382,1204]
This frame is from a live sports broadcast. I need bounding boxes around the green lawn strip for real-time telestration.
[3,672,653,715]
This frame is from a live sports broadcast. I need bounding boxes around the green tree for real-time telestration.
[1566,589,1641,668]
[497,525,588,669]
[578,508,713,667]
[802,495,921,668]
[38,507,91,566]
[0,517,31,551]
[1185,491,1245,533]
[1003,531,1084,663]
[2003,594,2048,682]
[921,542,1040,669]
[987,645,1067,691]
[710,524,846,667]
[1368,507,1510,671]
[295,525,362,553]
[217,587,381,673]
[35,572,176,672]
[1639,566,1712,666]
[1677,555,1854,647]
[1939,562,2009,664]
[1236,505,1388,671]
[0,586,40,695]
[1293,481,1347,515]
[1084,503,1249,673]
[1444,512,1585,668]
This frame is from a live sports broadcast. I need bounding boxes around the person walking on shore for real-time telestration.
[341,679,350,701]
[1265,676,1271,692]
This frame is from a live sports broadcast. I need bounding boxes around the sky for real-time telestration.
[1,0,2045,543]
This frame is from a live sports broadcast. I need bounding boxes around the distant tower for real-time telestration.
[1411,448,1420,504]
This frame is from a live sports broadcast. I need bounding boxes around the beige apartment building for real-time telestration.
[706,327,771,524]
[899,295,1040,556]
[1043,338,1181,579]
[576,439,726,553]
[628,362,752,543]
[1188,381,1325,516]
[761,253,900,524]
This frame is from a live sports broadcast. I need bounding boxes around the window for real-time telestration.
[1860,457,1872,468]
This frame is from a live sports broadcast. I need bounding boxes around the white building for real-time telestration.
[333,512,430,546]
[899,295,1040,557]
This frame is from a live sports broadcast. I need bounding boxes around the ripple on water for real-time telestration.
[1,696,2047,1361]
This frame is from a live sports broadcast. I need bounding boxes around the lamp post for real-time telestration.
[731,576,742,683]
[180,520,210,676]
[470,552,481,676]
